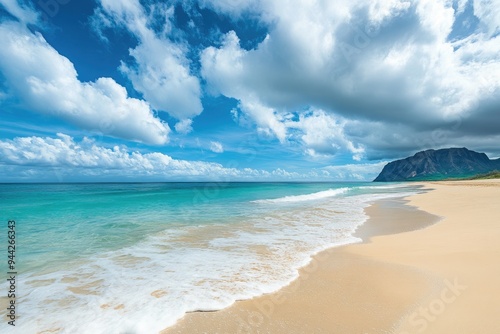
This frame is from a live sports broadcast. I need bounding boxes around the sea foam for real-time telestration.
[251,187,349,203]
[0,186,419,334]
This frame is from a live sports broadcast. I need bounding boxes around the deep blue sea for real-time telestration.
[0,182,419,333]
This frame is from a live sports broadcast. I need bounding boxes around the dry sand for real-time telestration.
[162,180,500,334]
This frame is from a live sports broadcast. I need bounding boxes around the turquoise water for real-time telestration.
[0,182,419,333]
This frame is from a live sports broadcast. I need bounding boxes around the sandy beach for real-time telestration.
[163,180,500,334]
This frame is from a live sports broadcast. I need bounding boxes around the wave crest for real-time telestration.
[252,188,349,204]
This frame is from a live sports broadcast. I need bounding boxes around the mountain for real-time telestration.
[374,148,500,182]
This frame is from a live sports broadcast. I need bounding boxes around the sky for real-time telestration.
[0,0,499,182]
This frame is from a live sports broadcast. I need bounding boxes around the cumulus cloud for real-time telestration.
[0,134,379,181]
[95,0,203,120]
[473,0,500,36]
[200,0,500,157]
[287,109,365,160]
[198,0,257,17]
[0,0,38,24]
[322,161,389,181]
[3,0,499,168]
[0,21,170,145]
[455,0,469,14]
[0,134,240,178]
[209,141,224,153]
[174,119,194,134]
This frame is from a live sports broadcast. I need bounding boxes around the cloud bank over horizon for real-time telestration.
[0,134,381,181]
[0,0,499,181]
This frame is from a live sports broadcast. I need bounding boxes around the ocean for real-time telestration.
[0,182,420,333]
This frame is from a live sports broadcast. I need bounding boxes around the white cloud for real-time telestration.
[3,0,499,162]
[174,119,194,134]
[271,168,300,178]
[198,0,258,17]
[200,0,500,157]
[201,31,247,98]
[0,134,354,181]
[0,0,38,25]
[454,0,469,14]
[0,134,239,178]
[0,134,384,181]
[0,21,170,145]
[96,0,203,120]
[209,141,224,153]
[287,109,365,160]
[473,0,500,36]
[323,161,389,181]
[238,100,288,143]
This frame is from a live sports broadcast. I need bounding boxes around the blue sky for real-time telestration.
[0,0,499,182]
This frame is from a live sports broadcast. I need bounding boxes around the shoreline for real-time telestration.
[162,188,438,333]
[353,195,440,242]
[162,180,500,333]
